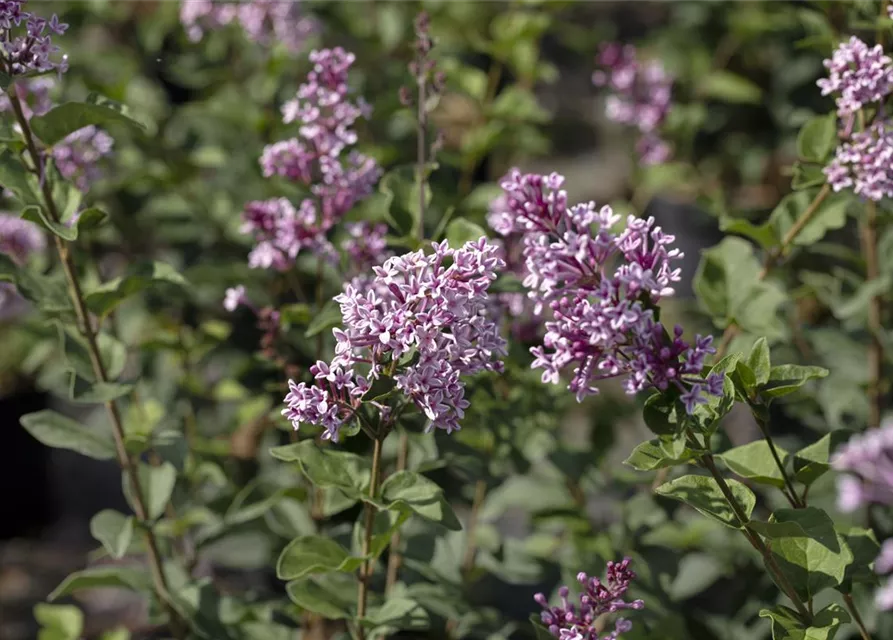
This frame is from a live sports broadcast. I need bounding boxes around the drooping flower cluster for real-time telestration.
[833,421,893,610]
[0,212,44,319]
[497,170,722,412]
[0,78,113,193]
[534,558,644,640]
[824,121,893,202]
[817,36,893,120]
[283,238,506,441]
[0,0,68,78]
[180,0,315,52]
[592,43,672,165]
[243,47,381,270]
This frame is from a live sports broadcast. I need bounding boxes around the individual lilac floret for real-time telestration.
[243,47,381,269]
[0,76,52,118]
[0,212,44,319]
[52,125,114,192]
[592,43,672,165]
[180,0,316,53]
[534,558,644,640]
[0,0,68,78]
[498,170,721,411]
[223,285,247,312]
[824,121,893,202]
[817,36,893,121]
[832,420,893,512]
[283,238,507,441]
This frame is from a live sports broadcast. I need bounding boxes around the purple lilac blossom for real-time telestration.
[592,43,672,165]
[340,221,393,294]
[0,0,68,78]
[817,36,893,122]
[497,170,721,411]
[283,238,506,442]
[832,421,893,512]
[534,558,644,640]
[223,285,248,312]
[0,212,44,319]
[0,75,52,118]
[180,0,315,53]
[824,121,893,202]
[243,47,381,271]
[52,125,114,192]
[486,190,540,342]
[875,540,893,610]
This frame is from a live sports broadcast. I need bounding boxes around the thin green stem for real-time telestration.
[385,430,409,594]
[5,85,186,638]
[357,433,385,638]
[843,592,874,640]
[753,412,803,508]
[460,478,488,577]
[700,452,811,620]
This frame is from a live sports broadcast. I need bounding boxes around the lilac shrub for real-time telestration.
[495,169,721,411]
[180,0,315,52]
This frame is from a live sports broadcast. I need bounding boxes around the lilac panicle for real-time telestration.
[0,212,44,319]
[592,43,672,165]
[282,238,506,441]
[243,47,381,270]
[534,558,644,640]
[817,36,893,121]
[832,421,893,512]
[0,0,68,78]
[180,0,315,53]
[824,121,893,202]
[833,421,893,611]
[498,169,721,412]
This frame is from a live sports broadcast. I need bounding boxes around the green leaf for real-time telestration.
[797,114,837,163]
[84,261,190,317]
[655,474,756,528]
[791,162,827,191]
[276,535,364,580]
[0,255,72,316]
[770,191,850,248]
[270,440,369,497]
[20,410,115,460]
[58,326,128,382]
[746,337,772,386]
[718,440,789,488]
[49,567,151,601]
[305,299,342,338]
[719,216,777,250]
[89,509,134,559]
[380,470,462,530]
[792,431,850,486]
[759,603,849,640]
[530,614,556,640]
[361,597,430,637]
[26,205,109,241]
[642,391,678,436]
[764,507,854,600]
[624,437,697,471]
[34,603,83,640]
[379,166,431,239]
[362,375,398,402]
[445,219,487,248]
[761,364,829,400]
[285,575,354,620]
[30,94,145,145]
[837,526,880,589]
[834,275,892,320]
[0,147,41,205]
[123,462,176,521]
[68,372,133,404]
[700,70,762,104]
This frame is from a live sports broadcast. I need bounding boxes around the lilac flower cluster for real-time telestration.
[243,47,381,270]
[0,0,68,78]
[534,558,644,640]
[180,0,315,53]
[833,421,893,610]
[283,238,506,441]
[592,43,672,165]
[0,212,44,319]
[825,121,893,202]
[487,191,540,342]
[817,36,893,120]
[496,170,722,412]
